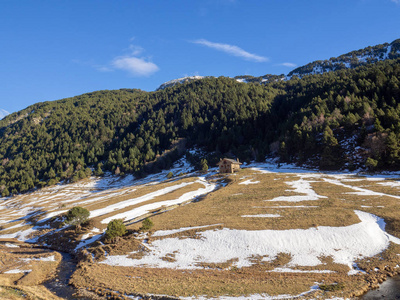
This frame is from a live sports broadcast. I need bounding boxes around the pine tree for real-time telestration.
[200,159,208,172]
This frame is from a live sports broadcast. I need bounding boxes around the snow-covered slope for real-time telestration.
[101,210,400,271]
[287,38,400,78]
[234,74,285,84]
[0,109,10,120]
[156,76,207,90]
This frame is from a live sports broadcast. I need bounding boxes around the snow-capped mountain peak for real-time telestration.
[156,76,206,91]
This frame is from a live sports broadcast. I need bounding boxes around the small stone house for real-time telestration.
[217,158,242,173]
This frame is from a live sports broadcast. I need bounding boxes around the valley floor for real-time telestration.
[1,160,400,299]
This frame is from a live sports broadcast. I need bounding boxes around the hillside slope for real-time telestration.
[1,43,400,196]
[2,162,400,299]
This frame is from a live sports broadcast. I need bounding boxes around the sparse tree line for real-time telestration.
[64,206,153,242]
[1,58,400,196]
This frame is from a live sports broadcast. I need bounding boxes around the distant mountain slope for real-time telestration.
[231,38,400,85]
[156,76,207,90]
[234,74,285,84]
[287,38,400,78]
[0,109,9,120]
[157,39,400,88]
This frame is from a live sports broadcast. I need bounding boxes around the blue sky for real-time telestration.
[1,0,400,114]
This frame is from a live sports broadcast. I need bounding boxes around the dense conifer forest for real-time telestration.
[1,57,400,196]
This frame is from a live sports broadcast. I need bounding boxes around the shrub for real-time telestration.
[166,171,173,179]
[366,157,378,171]
[66,206,90,227]
[105,219,127,240]
[1,188,10,197]
[141,217,154,231]
[47,178,58,186]
[319,282,345,291]
[200,159,208,172]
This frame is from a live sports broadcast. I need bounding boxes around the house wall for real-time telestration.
[219,161,240,173]
[231,164,240,172]
[220,164,231,173]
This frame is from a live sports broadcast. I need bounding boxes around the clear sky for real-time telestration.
[1,0,400,114]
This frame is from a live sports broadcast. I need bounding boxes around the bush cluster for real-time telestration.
[105,219,127,240]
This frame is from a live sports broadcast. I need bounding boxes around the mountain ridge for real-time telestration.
[157,38,400,89]
[287,38,400,78]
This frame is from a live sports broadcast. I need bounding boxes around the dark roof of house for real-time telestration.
[216,158,242,165]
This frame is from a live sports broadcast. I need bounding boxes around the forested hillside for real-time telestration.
[269,58,400,170]
[1,57,400,197]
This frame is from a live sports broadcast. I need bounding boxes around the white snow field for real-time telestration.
[100,210,400,271]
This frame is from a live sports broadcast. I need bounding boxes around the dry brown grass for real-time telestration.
[0,285,64,300]
[70,261,372,299]
[146,171,361,231]
[87,170,400,298]
[6,168,400,299]
[67,169,400,298]
[0,243,61,287]
[71,263,320,297]
[0,242,63,300]
[331,178,400,196]
[0,287,27,300]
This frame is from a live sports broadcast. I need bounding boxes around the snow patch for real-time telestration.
[157,76,205,90]
[241,214,281,218]
[4,269,32,274]
[21,255,56,262]
[323,178,400,199]
[75,234,103,250]
[4,243,20,248]
[267,267,334,273]
[239,179,260,185]
[265,179,326,202]
[100,210,400,272]
[378,181,400,187]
